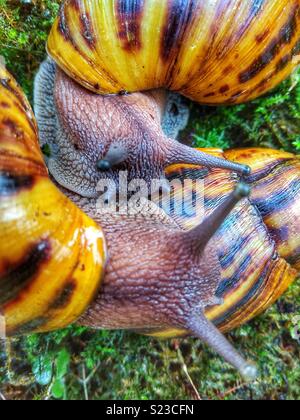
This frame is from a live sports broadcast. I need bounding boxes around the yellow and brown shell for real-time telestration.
[48,0,300,104]
[0,64,107,336]
[151,148,300,338]
[1,0,300,336]
[0,64,299,337]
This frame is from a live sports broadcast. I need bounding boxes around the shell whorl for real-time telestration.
[0,65,107,336]
[48,0,300,104]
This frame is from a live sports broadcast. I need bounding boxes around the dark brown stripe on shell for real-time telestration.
[58,3,71,41]
[219,84,230,94]
[161,0,197,64]
[215,0,266,59]
[239,3,299,83]
[245,158,295,183]
[2,118,21,135]
[253,179,300,216]
[244,37,300,99]
[56,2,122,90]
[80,10,96,48]
[116,0,144,52]
[285,245,300,267]
[0,78,14,94]
[256,28,270,44]
[0,240,51,306]
[0,102,10,109]
[226,91,243,104]
[0,78,36,132]
[58,1,87,47]
[293,38,300,55]
[276,53,293,72]
[268,225,290,244]
[222,64,234,75]
[0,152,48,177]
[203,91,216,98]
[0,172,35,196]
[214,256,275,327]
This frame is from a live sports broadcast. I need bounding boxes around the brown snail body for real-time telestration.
[34,59,250,200]
[1,66,299,380]
[38,0,300,193]
[0,0,300,380]
[48,0,300,103]
[67,148,299,338]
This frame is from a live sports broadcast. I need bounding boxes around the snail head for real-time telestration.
[35,59,250,200]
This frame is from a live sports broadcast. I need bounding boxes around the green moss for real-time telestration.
[188,73,300,153]
[0,0,299,401]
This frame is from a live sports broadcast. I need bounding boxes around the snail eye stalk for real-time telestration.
[188,312,258,382]
[164,139,251,176]
[184,184,255,380]
[185,183,251,253]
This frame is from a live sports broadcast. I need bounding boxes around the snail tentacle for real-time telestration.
[188,312,258,382]
[2,0,300,381]
[97,143,129,169]
[180,184,256,378]
[164,138,251,176]
[161,148,300,334]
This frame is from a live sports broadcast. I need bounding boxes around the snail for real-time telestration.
[1,66,300,383]
[38,0,300,197]
[0,0,299,382]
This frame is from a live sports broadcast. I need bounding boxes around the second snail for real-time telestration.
[0,0,300,383]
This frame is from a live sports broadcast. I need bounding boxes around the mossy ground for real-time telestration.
[0,0,299,400]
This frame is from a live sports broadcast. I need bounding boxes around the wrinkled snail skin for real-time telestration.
[58,179,259,379]
[67,148,300,339]
[48,0,300,103]
[57,145,300,379]
[43,0,300,196]
[0,64,107,336]
[35,59,172,198]
[149,148,300,337]
[34,59,250,200]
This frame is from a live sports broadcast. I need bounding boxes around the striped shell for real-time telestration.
[150,148,300,337]
[0,62,299,337]
[48,0,300,104]
[0,65,107,336]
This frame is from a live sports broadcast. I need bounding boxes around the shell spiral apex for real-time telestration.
[47,0,300,104]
